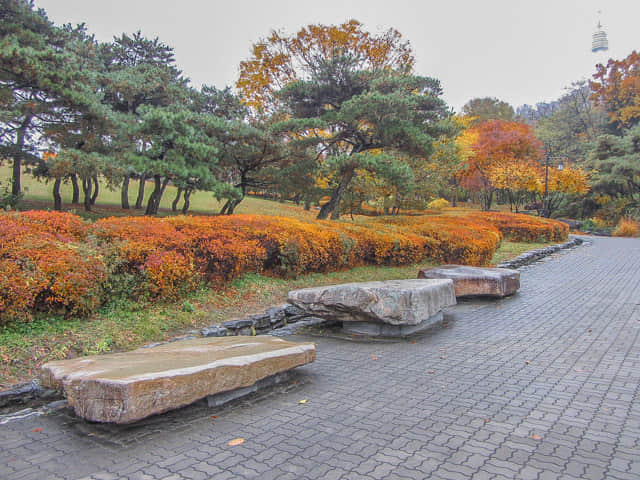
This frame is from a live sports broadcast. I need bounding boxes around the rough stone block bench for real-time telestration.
[287,279,456,336]
[39,336,315,424]
[418,265,520,298]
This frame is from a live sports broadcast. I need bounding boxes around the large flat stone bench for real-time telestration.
[39,337,315,424]
[287,279,456,336]
[418,265,520,297]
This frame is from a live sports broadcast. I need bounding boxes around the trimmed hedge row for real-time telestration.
[0,210,569,324]
[470,212,569,242]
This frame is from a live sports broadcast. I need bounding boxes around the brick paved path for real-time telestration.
[2,236,639,480]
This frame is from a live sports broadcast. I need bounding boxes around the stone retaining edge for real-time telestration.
[497,236,585,270]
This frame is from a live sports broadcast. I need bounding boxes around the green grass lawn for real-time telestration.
[2,164,317,220]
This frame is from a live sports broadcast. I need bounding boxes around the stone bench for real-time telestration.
[287,279,456,336]
[418,265,520,298]
[39,336,315,424]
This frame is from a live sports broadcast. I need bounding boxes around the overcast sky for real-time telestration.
[35,0,639,112]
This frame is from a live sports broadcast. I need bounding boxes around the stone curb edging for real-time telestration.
[0,236,587,410]
[199,304,308,338]
[497,236,585,269]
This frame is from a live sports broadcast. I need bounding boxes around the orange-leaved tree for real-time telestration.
[590,51,640,132]
[237,19,414,114]
[460,120,543,210]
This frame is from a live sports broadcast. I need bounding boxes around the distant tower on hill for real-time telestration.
[592,12,609,54]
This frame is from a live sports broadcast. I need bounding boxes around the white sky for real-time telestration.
[35,0,639,112]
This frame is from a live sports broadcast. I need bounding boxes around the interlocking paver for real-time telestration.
[1,236,640,480]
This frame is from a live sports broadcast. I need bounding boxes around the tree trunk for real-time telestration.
[181,187,192,214]
[53,178,62,211]
[135,173,147,209]
[11,121,29,197]
[71,174,80,203]
[304,198,311,211]
[317,166,356,220]
[82,176,93,212]
[145,175,170,215]
[221,181,247,215]
[121,174,130,209]
[90,175,99,205]
[480,188,493,211]
[452,182,458,207]
[172,187,183,212]
[220,197,241,215]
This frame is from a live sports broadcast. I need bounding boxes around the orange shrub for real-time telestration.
[13,210,90,241]
[0,213,105,324]
[2,209,570,324]
[469,212,569,242]
[373,215,502,266]
[165,216,266,280]
[323,221,433,266]
[208,215,344,277]
[613,217,640,237]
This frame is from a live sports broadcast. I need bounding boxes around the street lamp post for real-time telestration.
[543,153,550,218]
[542,153,566,218]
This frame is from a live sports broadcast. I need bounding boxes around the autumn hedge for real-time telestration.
[0,210,569,325]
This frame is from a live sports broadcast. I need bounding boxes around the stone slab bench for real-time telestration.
[39,337,315,424]
[418,265,520,298]
[287,279,456,336]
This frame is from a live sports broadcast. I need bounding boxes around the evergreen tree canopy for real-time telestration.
[589,124,640,202]
[276,59,449,219]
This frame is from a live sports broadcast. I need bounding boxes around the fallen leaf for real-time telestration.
[525,360,530,365]
[484,419,490,423]
[371,356,378,361]
[228,438,244,446]
[428,370,435,374]
[210,415,217,419]
[588,329,592,333]
[440,356,446,359]
[298,399,307,404]
[292,381,297,385]
[532,434,541,440]
[87,433,95,437]
[31,428,42,432]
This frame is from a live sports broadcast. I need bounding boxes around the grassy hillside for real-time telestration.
[1,165,317,220]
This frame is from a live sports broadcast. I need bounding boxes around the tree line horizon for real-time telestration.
[1,1,639,222]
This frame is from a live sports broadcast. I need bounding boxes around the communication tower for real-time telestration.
[591,13,609,53]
